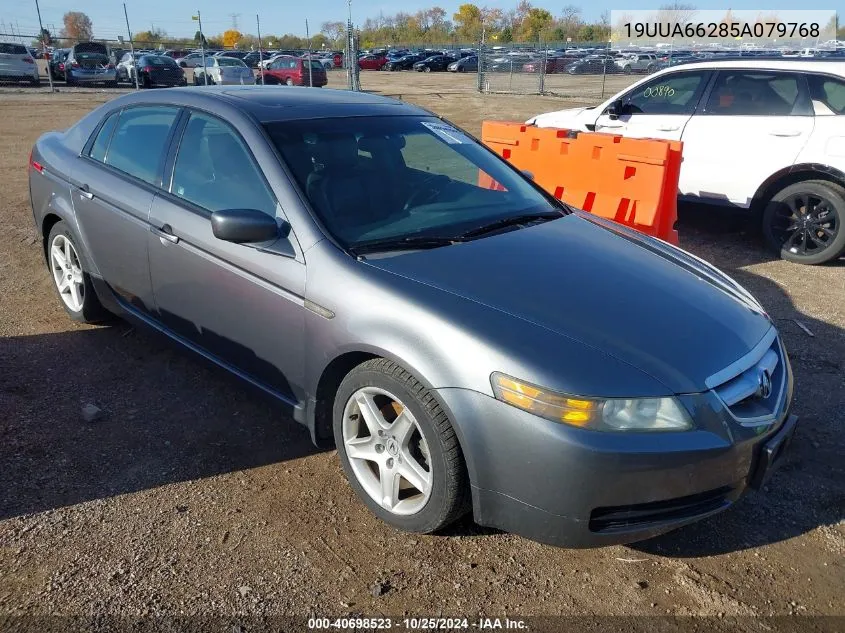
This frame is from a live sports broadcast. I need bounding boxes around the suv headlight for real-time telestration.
[491,372,692,432]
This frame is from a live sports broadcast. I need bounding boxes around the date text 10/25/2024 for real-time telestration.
[308,617,527,630]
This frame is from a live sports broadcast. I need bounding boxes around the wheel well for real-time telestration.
[313,352,378,446]
[753,170,845,213]
[41,213,62,262]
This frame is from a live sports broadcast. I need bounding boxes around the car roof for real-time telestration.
[107,86,430,123]
[656,58,845,76]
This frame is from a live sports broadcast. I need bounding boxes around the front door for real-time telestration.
[147,110,306,402]
[592,69,712,142]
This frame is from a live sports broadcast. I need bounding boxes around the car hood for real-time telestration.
[526,106,596,128]
[363,214,771,394]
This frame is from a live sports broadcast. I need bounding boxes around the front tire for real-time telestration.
[423,66,431,73]
[46,221,110,323]
[762,180,845,265]
[333,358,470,534]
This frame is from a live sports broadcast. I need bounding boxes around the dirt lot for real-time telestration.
[0,68,843,628]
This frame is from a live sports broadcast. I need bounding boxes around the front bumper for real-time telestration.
[435,387,797,548]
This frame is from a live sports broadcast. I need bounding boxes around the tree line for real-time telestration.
[39,6,845,51]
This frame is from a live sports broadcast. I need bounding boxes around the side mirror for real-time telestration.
[211,209,280,244]
[607,99,623,120]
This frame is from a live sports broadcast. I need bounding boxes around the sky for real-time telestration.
[0,1,836,40]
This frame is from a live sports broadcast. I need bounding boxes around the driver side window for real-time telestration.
[613,71,709,116]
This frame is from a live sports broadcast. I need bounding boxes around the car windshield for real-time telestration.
[217,57,246,67]
[264,116,562,250]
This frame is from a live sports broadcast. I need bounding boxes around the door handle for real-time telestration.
[79,184,94,200]
[150,224,179,244]
[769,130,801,137]
[657,125,680,131]
[599,123,624,129]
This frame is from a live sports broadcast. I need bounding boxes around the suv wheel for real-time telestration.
[763,180,845,265]
[333,358,470,534]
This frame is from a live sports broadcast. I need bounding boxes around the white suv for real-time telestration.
[0,42,40,85]
[528,59,845,265]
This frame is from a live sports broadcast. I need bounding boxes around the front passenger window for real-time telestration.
[618,72,708,116]
[170,112,277,216]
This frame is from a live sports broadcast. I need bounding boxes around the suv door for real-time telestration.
[72,105,180,312]
[593,69,711,141]
[679,70,815,205]
[147,110,306,402]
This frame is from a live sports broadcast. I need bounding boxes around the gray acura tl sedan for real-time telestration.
[29,87,798,548]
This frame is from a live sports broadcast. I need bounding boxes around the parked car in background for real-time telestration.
[615,53,660,74]
[48,48,70,80]
[0,42,39,85]
[489,54,536,72]
[522,57,574,74]
[358,54,388,71]
[332,52,343,68]
[133,54,187,88]
[528,59,845,264]
[64,42,117,86]
[384,54,424,71]
[163,49,191,60]
[259,53,296,70]
[448,56,478,72]
[116,52,142,83]
[29,87,798,549]
[259,57,326,87]
[301,53,334,71]
[215,50,249,61]
[413,55,452,72]
[193,56,255,85]
[566,55,623,75]
[175,52,206,68]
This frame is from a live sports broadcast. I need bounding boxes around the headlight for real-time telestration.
[491,372,692,432]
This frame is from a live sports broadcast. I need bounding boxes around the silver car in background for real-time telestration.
[193,57,255,85]
[0,42,40,85]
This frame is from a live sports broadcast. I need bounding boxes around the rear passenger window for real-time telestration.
[88,112,119,163]
[705,72,812,116]
[807,75,845,114]
[170,112,276,216]
[105,106,180,185]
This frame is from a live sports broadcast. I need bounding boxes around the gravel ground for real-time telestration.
[0,68,843,630]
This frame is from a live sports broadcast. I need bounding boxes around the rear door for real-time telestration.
[147,109,306,401]
[593,69,711,141]
[72,105,181,312]
[679,70,815,205]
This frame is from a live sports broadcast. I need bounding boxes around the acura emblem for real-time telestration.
[757,369,773,399]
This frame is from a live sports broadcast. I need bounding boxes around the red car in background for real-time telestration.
[522,57,574,74]
[358,54,387,70]
[259,57,327,86]
[333,52,343,68]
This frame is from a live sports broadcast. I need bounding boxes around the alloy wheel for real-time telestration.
[771,192,840,258]
[342,386,432,515]
[50,234,85,312]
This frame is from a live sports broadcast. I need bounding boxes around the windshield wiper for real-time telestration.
[458,211,562,239]
[350,235,468,255]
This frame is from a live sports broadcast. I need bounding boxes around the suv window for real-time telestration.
[170,111,276,216]
[807,74,845,114]
[618,71,709,115]
[104,107,180,185]
[705,71,812,116]
[88,112,120,163]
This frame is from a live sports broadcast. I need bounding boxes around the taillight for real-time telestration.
[71,61,80,68]
[29,151,43,173]
[143,66,152,73]
[22,57,34,64]
[58,62,64,71]
[107,63,115,69]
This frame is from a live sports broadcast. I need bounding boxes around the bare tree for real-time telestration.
[657,3,698,24]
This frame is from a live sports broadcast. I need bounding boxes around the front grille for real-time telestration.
[711,332,788,426]
[589,486,733,533]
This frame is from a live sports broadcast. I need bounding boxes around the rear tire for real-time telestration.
[333,358,470,534]
[423,66,431,73]
[46,221,111,323]
[762,180,845,265]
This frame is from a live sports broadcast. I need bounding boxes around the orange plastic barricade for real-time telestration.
[480,121,682,245]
